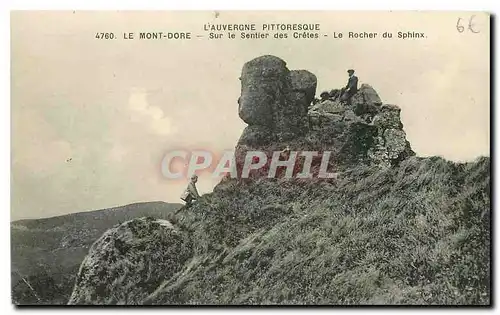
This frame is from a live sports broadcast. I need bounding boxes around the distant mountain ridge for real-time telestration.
[11,201,181,305]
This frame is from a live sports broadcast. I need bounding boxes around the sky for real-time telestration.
[11,11,490,220]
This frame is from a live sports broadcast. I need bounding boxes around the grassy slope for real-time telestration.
[11,201,181,305]
[146,156,490,305]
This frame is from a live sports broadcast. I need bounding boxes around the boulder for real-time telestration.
[239,55,289,127]
[68,217,192,305]
[238,55,309,146]
[290,70,317,105]
[351,84,383,107]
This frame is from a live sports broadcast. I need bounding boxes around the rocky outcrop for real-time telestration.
[367,104,413,165]
[290,70,317,106]
[236,55,414,173]
[307,91,413,167]
[238,55,311,144]
[68,217,192,305]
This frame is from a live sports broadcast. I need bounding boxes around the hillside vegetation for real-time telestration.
[70,156,490,305]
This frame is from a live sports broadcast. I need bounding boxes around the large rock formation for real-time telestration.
[238,56,312,144]
[236,56,414,176]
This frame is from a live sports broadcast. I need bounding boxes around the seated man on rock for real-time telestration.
[177,174,201,213]
[340,69,358,105]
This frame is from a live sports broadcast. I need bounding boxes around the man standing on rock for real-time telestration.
[340,69,358,105]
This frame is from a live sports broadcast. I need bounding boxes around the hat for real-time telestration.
[347,69,355,74]
[320,91,330,98]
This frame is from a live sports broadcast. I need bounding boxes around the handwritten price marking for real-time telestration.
[456,15,480,33]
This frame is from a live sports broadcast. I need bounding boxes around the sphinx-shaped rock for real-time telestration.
[238,55,288,128]
[238,55,314,145]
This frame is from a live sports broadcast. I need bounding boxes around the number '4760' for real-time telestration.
[95,32,116,39]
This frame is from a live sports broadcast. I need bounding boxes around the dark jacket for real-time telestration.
[345,75,358,93]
